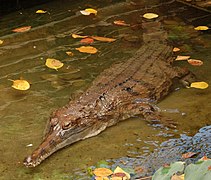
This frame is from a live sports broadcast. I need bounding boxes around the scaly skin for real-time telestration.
[23,41,192,167]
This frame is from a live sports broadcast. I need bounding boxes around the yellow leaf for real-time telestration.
[143,13,159,19]
[175,55,190,61]
[93,168,113,177]
[72,34,88,39]
[66,51,74,56]
[194,26,209,31]
[190,82,209,89]
[173,47,180,52]
[114,20,130,26]
[75,46,98,54]
[45,58,64,70]
[187,59,203,66]
[171,174,184,180]
[10,79,30,90]
[36,10,47,14]
[80,8,97,15]
[0,40,3,45]
[91,36,116,42]
[85,8,97,15]
[113,166,130,179]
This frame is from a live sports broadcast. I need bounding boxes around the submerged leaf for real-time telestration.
[80,37,94,44]
[10,79,30,90]
[187,59,203,66]
[66,51,74,56]
[12,26,31,33]
[175,55,190,61]
[143,13,159,19]
[190,82,208,89]
[75,46,98,54]
[0,40,3,45]
[194,26,209,31]
[80,8,97,15]
[93,168,113,177]
[45,58,64,70]
[91,36,116,42]
[182,152,197,159]
[114,20,130,26]
[173,47,180,52]
[36,10,47,14]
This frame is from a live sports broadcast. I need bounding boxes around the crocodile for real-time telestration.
[23,27,194,167]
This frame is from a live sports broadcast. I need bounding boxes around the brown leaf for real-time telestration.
[80,37,94,44]
[12,26,31,32]
[187,59,203,66]
[182,152,197,159]
[91,36,116,42]
[114,20,130,26]
[171,174,184,180]
[173,47,180,52]
[72,34,88,39]
[66,51,74,56]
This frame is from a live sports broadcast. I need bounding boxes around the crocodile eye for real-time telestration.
[62,121,71,130]
[50,118,58,126]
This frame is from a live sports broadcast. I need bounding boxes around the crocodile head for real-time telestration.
[23,108,107,167]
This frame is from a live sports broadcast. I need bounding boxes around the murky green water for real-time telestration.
[0,0,210,179]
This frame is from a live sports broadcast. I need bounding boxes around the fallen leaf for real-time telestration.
[113,166,130,179]
[80,8,97,15]
[75,46,98,54]
[194,26,209,31]
[36,10,47,14]
[173,47,180,52]
[190,82,209,89]
[45,58,64,70]
[26,144,33,147]
[95,177,109,180]
[66,51,74,56]
[187,59,203,66]
[182,152,197,159]
[91,36,116,42]
[171,174,184,180]
[80,37,94,44]
[200,156,210,161]
[114,20,130,26]
[0,40,3,45]
[93,168,113,177]
[112,172,127,180]
[12,26,31,33]
[175,55,190,61]
[10,79,30,90]
[72,33,88,39]
[143,13,159,19]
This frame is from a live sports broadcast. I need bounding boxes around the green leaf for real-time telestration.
[184,160,211,180]
[96,160,109,168]
[152,161,185,180]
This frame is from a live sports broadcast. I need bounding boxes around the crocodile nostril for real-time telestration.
[50,118,58,126]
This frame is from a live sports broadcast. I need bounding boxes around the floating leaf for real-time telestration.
[10,79,30,90]
[187,59,203,66]
[190,82,208,89]
[72,33,88,39]
[75,46,98,54]
[194,26,209,31]
[12,26,31,33]
[182,152,197,159]
[143,13,159,19]
[114,20,130,26]
[0,40,3,45]
[80,8,97,15]
[80,37,94,44]
[36,10,47,14]
[173,47,180,52]
[95,177,109,180]
[45,58,64,70]
[93,168,113,177]
[113,166,130,179]
[66,51,74,56]
[175,55,190,61]
[91,36,116,42]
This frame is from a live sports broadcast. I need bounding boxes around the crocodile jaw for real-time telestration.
[23,119,107,167]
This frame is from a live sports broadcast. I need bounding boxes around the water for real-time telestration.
[0,0,210,179]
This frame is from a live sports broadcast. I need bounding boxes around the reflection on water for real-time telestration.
[0,0,210,179]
